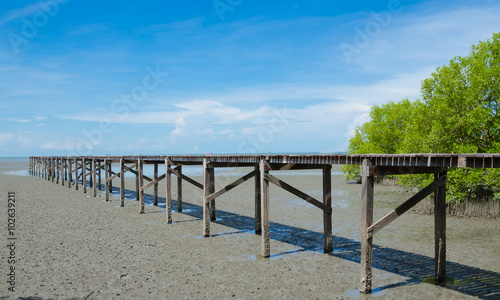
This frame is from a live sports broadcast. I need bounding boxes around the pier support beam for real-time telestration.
[120,158,125,207]
[176,166,183,212]
[75,159,79,191]
[166,159,172,224]
[108,161,113,193]
[61,158,65,186]
[136,164,140,201]
[138,158,144,214]
[323,165,333,253]
[434,170,447,284]
[82,158,87,193]
[105,159,109,201]
[260,159,270,258]
[203,159,215,237]
[88,159,94,188]
[255,165,261,235]
[56,158,59,184]
[154,163,158,206]
[98,160,102,190]
[68,158,72,188]
[52,158,55,182]
[360,159,374,294]
[93,159,97,197]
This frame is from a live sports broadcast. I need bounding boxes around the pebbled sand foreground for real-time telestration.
[0,166,499,299]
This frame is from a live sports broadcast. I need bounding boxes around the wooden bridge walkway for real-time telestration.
[28,153,500,294]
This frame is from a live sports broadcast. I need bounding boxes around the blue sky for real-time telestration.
[1,0,499,156]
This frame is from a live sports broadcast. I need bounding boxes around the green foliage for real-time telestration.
[343,32,500,204]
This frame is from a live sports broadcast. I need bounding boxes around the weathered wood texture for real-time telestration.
[176,166,183,212]
[92,159,97,197]
[105,159,109,201]
[260,159,270,258]
[254,166,261,235]
[323,166,332,253]
[154,163,158,206]
[165,159,172,224]
[360,159,374,294]
[82,158,86,193]
[435,170,447,284]
[139,158,145,214]
[120,158,125,207]
[203,159,215,237]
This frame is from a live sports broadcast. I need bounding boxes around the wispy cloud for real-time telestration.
[0,1,46,26]
[6,117,30,123]
[0,133,13,145]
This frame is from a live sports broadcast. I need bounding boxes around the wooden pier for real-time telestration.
[28,153,500,294]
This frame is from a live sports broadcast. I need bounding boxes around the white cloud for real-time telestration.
[0,133,13,145]
[6,117,30,123]
[40,142,57,149]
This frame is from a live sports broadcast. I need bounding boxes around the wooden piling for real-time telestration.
[203,159,214,237]
[75,159,79,191]
[323,165,332,253]
[92,159,97,197]
[255,165,261,235]
[176,166,183,212]
[98,160,102,190]
[120,158,125,207]
[154,163,158,206]
[360,159,374,294]
[434,170,447,284]
[260,159,270,258]
[166,158,172,224]
[105,159,109,201]
[68,158,72,188]
[82,158,86,193]
[61,158,65,185]
[108,161,113,193]
[87,159,94,188]
[136,164,140,201]
[56,158,59,184]
[138,158,144,214]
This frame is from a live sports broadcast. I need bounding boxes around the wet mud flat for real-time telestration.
[0,165,498,299]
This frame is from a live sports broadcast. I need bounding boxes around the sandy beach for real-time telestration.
[1,159,499,299]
